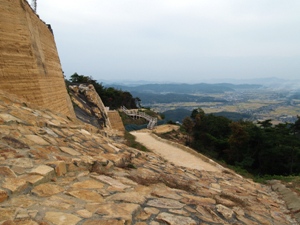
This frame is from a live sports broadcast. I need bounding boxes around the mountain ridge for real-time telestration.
[106,83,262,94]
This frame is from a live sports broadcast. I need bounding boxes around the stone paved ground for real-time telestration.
[0,91,298,224]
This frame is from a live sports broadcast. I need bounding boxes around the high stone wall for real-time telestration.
[0,0,75,117]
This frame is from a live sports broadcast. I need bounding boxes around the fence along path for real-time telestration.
[121,106,157,129]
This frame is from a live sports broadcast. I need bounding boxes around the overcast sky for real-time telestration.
[37,0,300,83]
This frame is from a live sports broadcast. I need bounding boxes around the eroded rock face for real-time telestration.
[69,84,111,129]
[0,91,298,224]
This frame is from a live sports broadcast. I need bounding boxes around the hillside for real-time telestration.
[0,90,298,224]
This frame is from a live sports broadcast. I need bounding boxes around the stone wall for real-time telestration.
[0,0,75,117]
[107,111,125,132]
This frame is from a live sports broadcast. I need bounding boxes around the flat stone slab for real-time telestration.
[216,204,234,220]
[83,219,126,225]
[0,208,15,221]
[106,192,146,204]
[30,165,55,182]
[76,209,93,218]
[42,195,77,210]
[0,113,23,123]
[1,136,29,149]
[25,135,49,145]
[181,194,216,205]
[91,175,130,190]
[32,183,64,197]
[0,166,17,178]
[60,147,81,156]
[156,212,197,225]
[67,190,104,202]
[147,198,185,209]
[71,179,105,189]
[80,129,91,136]
[96,203,140,222]
[45,212,82,225]
[19,174,44,186]
[2,178,28,193]
[151,185,182,200]
[11,158,34,169]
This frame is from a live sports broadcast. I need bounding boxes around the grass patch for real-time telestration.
[124,131,150,152]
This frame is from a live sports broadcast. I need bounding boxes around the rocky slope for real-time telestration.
[69,84,111,129]
[0,90,297,224]
[68,84,125,137]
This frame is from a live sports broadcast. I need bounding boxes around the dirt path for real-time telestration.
[131,131,221,172]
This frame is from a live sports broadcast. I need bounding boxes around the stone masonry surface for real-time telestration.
[0,0,75,117]
[0,89,298,224]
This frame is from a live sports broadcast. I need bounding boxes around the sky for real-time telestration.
[36,0,300,83]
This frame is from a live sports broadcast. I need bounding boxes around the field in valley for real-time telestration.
[148,90,300,123]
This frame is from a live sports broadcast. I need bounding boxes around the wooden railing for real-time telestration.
[120,106,157,129]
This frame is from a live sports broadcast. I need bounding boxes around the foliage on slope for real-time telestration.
[181,108,300,176]
[68,73,138,110]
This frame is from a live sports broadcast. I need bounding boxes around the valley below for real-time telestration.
[151,91,300,123]
[120,83,300,124]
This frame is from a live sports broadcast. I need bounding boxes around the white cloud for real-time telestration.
[37,0,300,81]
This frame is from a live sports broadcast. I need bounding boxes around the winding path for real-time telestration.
[131,131,221,172]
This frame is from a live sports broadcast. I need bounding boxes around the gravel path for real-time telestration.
[131,132,221,172]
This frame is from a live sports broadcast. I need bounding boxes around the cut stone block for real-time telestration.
[2,178,28,194]
[30,165,55,182]
[46,161,67,176]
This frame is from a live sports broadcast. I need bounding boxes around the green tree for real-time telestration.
[68,73,138,110]
[182,116,194,145]
[228,122,250,164]
[258,119,272,129]
[69,73,93,83]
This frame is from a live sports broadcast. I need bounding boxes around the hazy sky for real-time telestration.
[37,0,300,83]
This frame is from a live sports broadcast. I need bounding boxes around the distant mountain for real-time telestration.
[201,77,287,85]
[131,92,227,104]
[99,77,293,86]
[105,83,262,94]
[98,79,154,86]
